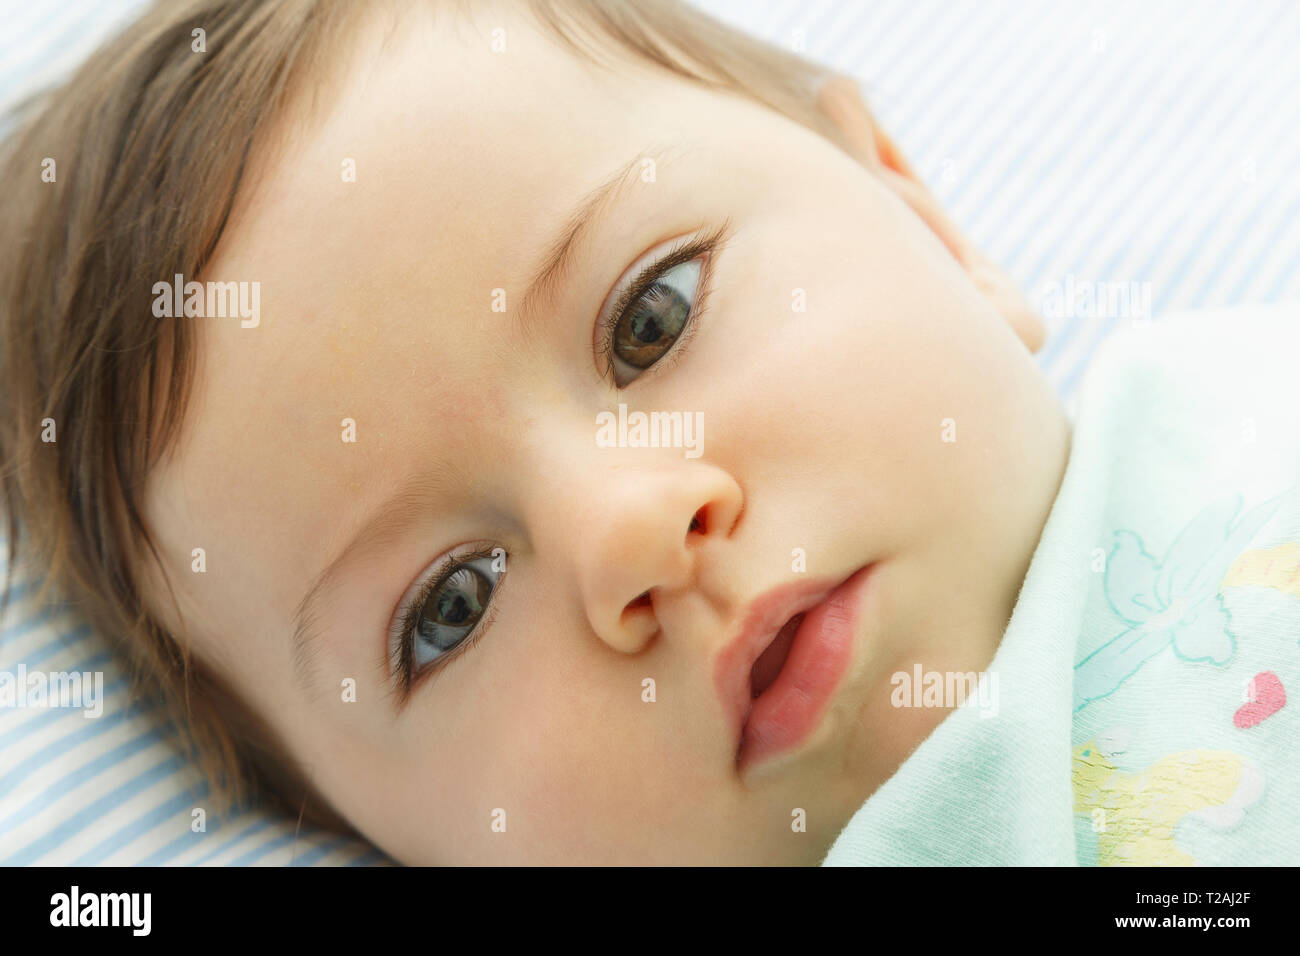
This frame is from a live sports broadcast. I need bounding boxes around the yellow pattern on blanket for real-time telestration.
[1221,541,1300,600]
[1072,740,1259,866]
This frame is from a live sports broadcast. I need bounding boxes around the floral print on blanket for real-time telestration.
[1073,492,1288,712]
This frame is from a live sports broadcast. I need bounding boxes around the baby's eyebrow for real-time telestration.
[514,139,691,344]
[290,467,466,698]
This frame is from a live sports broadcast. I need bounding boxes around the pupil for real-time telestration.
[434,568,488,626]
[613,277,692,370]
[633,314,663,343]
[440,593,471,625]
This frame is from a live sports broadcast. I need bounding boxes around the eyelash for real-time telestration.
[392,544,502,697]
[391,220,734,700]
[595,218,733,385]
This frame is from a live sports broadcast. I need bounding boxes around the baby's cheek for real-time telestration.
[429,652,717,864]
[356,655,604,863]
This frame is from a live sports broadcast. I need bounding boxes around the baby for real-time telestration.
[4,0,1290,866]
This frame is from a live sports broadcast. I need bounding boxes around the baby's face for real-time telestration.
[143,5,1069,863]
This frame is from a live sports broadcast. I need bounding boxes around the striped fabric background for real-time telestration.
[2,0,1298,865]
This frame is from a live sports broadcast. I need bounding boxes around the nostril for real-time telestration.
[627,590,653,611]
[618,589,654,629]
[688,507,706,535]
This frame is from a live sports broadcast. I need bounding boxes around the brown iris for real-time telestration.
[418,566,491,644]
[612,282,690,369]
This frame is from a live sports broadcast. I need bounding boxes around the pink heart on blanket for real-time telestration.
[1233,671,1286,728]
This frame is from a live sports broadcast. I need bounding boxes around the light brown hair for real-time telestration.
[0,0,859,833]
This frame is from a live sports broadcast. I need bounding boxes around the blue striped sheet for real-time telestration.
[2,0,1298,866]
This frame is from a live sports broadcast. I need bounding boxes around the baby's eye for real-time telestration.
[597,220,734,388]
[606,258,701,383]
[404,553,504,675]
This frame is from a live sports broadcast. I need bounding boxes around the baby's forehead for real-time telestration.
[288,3,671,147]
[236,7,685,261]
[149,12,707,561]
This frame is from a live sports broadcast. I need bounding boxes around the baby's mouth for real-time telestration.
[749,612,805,698]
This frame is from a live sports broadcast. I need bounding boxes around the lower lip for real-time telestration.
[737,564,874,773]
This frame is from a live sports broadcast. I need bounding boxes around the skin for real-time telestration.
[141,3,1071,864]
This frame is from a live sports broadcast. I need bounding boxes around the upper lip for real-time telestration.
[711,571,856,758]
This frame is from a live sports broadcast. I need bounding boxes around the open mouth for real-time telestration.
[749,612,805,698]
[728,563,875,773]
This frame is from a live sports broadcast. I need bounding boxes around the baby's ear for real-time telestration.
[816,75,1046,353]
